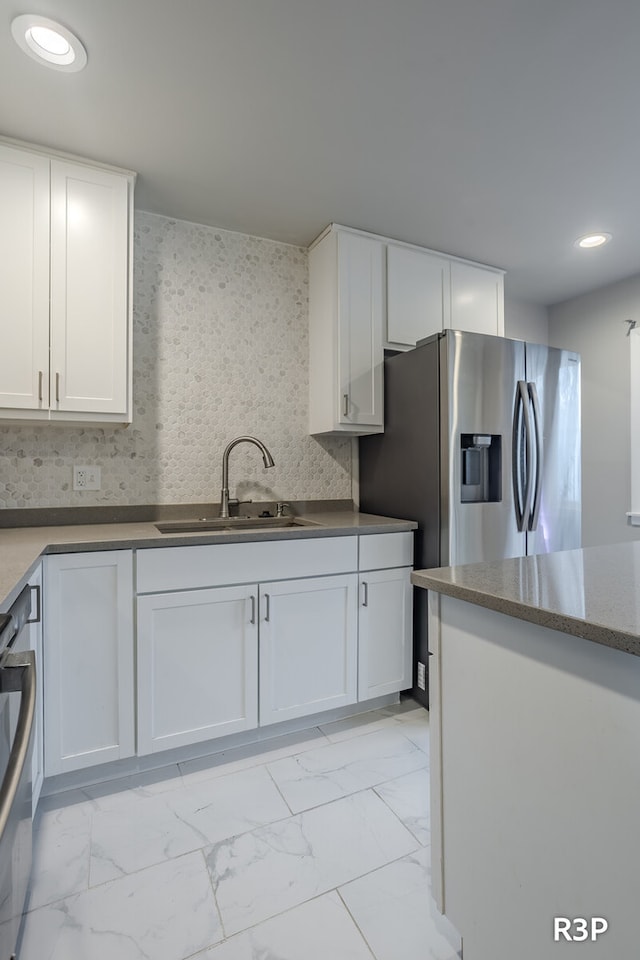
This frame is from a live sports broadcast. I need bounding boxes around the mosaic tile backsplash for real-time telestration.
[0,213,352,509]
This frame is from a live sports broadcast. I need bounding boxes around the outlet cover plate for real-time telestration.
[73,465,101,491]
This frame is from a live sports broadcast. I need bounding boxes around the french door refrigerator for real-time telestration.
[359,329,581,707]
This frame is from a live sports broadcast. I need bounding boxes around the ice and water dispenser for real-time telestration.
[460,434,502,503]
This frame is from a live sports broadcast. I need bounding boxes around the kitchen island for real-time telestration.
[412,542,640,960]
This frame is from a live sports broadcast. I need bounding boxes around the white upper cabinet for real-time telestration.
[448,260,504,337]
[0,144,50,410]
[309,224,505,433]
[385,242,504,349]
[386,244,450,349]
[309,227,384,435]
[0,139,135,423]
[50,161,130,416]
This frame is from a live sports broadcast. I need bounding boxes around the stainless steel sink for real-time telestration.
[154,516,321,534]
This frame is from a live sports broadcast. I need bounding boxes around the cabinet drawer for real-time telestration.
[136,536,358,593]
[359,532,413,571]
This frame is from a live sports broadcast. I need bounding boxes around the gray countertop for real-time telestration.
[411,541,640,658]
[0,510,416,609]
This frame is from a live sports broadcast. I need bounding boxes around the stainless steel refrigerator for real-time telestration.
[359,329,581,707]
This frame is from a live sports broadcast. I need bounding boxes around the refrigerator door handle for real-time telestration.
[512,380,533,532]
[527,381,543,532]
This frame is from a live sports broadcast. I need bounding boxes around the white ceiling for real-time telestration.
[2,0,639,305]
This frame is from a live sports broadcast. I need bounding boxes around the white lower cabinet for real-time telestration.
[358,567,412,700]
[43,551,135,776]
[259,574,358,726]
[136,585,258,754]
[40,533,413,775]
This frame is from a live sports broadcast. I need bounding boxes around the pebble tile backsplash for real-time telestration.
[0,213,352,510]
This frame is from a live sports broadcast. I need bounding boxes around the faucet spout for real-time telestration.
[219,436,275,518]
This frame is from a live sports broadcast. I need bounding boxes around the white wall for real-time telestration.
[504,296,549,343]
[548,273,640,547]
[0,213,352,509]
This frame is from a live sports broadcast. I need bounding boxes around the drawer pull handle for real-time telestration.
[38,370,43,404]
[249,595,256,625]
[264,593,270,622]
[55,372,60,403]
[362,581,368,607]
[343,393,349,417]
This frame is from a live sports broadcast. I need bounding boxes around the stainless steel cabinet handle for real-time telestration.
[249,595,256,625]
[38,370,43,404]
[362,581,368,606]
[343,393,349,417]
[0,652,36,842]
[55,372,60,403]
[264,593,270,622]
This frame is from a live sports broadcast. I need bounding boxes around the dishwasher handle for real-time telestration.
[0,651,36,842]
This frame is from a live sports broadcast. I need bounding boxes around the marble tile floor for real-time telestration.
[20,701,462,960]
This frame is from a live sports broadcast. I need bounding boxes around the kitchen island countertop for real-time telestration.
[417,542,640,958]
[0,510,416,609]
[412,539,640,658]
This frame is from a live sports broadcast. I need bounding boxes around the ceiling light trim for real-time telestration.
[575,233,612,249]
[11,14,87,72]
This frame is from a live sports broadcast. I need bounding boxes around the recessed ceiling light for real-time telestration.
[11,14,87,71]
[575,233,612,249]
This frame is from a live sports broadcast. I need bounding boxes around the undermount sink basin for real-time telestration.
[154,516,321,534]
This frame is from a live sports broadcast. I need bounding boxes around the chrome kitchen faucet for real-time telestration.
[219,436,275,518]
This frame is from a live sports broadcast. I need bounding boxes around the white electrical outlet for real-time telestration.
[73,465,101,491]
[417,661,426,690]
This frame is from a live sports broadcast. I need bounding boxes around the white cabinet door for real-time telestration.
[358,567,412,700]
[137,585,258,755]
[386,244,450,349]
[50,160,130,416]
[309,226,384,435]
[449,261,505,336]
[27,566,44,814]
[44,551,134,776]
[259,574,358,725]
[0,143,50,411]
[337,231,384,429]
[0,139,133,423]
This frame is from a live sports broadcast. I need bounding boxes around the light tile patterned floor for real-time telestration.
[21,701,461,960]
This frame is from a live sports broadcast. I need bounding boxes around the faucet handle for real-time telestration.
[228,498,253,518]
[276,502,290,517]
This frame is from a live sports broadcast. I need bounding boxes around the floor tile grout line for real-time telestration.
[264,762,295,817]
[335,885,382,960]
[198,845,228,947]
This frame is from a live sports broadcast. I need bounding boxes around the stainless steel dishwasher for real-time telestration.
[0,585,37,959]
